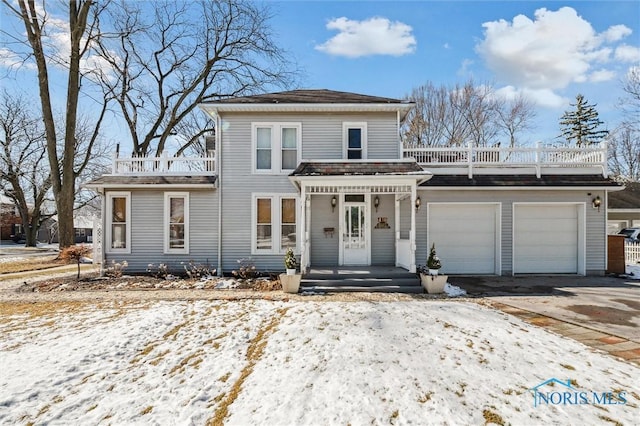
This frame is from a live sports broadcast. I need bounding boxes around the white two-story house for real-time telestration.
[87,89,620,276]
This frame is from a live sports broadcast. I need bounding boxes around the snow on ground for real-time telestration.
[0,300,638,425]
[626,263,640,279]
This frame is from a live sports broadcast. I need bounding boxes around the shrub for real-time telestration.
[284,248,297,270]
[104,260,128,278]
[60,245,92,280]
[147,263,169,279]
[182,260,215,279]
[232,257,258,280]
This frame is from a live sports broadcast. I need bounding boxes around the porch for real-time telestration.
[301,266,422,293]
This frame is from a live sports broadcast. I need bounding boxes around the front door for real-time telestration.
[342,201,368,265]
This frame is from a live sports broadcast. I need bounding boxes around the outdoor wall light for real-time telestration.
[331,195,337,212]
[374,196,380,212]
[592,195,601,211]
[415,196,421,211]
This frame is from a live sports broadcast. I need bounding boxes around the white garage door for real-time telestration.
[428,204,498,274]
[514,204,579,274]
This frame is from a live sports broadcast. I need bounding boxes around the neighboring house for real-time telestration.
[0,194,22,240]
[607,181,640,233]
[86,89,621,276]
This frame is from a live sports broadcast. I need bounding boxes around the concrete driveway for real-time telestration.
[452,275,640,343]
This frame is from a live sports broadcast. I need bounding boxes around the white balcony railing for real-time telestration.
[111,151,216,175]
[402,142,608,178]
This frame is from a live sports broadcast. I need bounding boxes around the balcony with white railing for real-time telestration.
[402,142,608,178]
[111,151,216,175]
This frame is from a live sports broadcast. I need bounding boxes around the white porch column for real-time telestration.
[299,184,307,274]
[409,184,417,273]
[394,195,400,267]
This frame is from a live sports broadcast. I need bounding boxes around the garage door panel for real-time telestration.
[514,204,579,274]
[429,204,498,274]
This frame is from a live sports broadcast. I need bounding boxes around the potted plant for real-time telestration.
[418,243,447,294]
[427,243,442,275]
[284,248,297,275]
[281,248,301,293]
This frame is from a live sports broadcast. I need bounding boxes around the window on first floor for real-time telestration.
[253,194,298,254]
[164,192,189,254]
[106,192,131,253]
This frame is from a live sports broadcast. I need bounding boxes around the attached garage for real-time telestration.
[513,203,585,274]
[428,203,500,274]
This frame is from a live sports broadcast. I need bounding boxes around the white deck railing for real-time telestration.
[112,151,216,175]
[626,242,640,264]
[402,142,608,177]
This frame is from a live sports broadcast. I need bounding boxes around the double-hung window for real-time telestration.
[107,192,131,253]
[164,192,189,254]
[253,194,298,254]
[343,122,367,160]
[252,123,301,173]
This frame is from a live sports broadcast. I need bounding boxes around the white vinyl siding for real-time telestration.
[252,122,301,174]
[343,122,367,159]
[513,203,584,274]
[164,192,189,254]
[106,192,131,254]
[427,203,500,274]
[252,194,298,255]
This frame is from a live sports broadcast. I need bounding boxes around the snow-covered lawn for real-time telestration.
[1,300,638,425]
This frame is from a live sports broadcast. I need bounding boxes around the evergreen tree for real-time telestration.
[559,94,609,147]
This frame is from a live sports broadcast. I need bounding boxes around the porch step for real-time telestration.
[300,277,423,294]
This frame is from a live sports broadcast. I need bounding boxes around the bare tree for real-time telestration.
[0,91,54,247]
[403,80,535,148]
[610,68,640,182]
[2,0,111,248]
[95,0,296,156]
[496,95,538,148]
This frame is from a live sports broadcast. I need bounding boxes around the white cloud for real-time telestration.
[315,17,416,58]
[476,7,634,107]
[0,48,36,70]
[589,69,616,82]
[615,44,640,62]
[600,24,632,42]
[443,43,450,49]
[495,85,568,108]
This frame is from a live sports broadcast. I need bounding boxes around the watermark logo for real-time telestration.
[530,378,627,408]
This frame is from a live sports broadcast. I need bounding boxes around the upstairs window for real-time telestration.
[252,123,301,174]
[343,122,367,160]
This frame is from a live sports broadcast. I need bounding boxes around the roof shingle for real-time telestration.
[210,89,408,105]
[290,161,427,177]
[420,174,621,187]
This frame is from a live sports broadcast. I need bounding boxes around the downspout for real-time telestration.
[216,113,223,276]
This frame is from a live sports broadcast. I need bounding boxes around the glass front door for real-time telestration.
[343,202,368,265]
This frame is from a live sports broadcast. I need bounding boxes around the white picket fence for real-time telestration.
[626,242,640,264]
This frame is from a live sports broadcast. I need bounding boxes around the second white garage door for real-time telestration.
[428,204,499,274]
[513,204,582,274]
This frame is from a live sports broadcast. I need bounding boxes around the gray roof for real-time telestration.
[210,89,409,105]
[290,161,427,176]
[608,181,640,209]
[85,175,217,188]
[420,174,621,187]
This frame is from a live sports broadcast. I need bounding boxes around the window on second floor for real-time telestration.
[252,123,301,174]
[343,122,367,160]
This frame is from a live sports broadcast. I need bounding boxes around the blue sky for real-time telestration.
[269,0,640,143]
[1,1,638,146]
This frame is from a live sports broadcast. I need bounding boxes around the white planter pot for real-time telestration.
[428,268,440,276]
[286,268,296,276]
[420,273,447,294]
[280,273,301,293]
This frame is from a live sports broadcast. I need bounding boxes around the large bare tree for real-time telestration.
[0,91,53,247]
[610,68,640,181]
[95,0,296,156]
[2,0,110,248]
[402,80,536,148]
